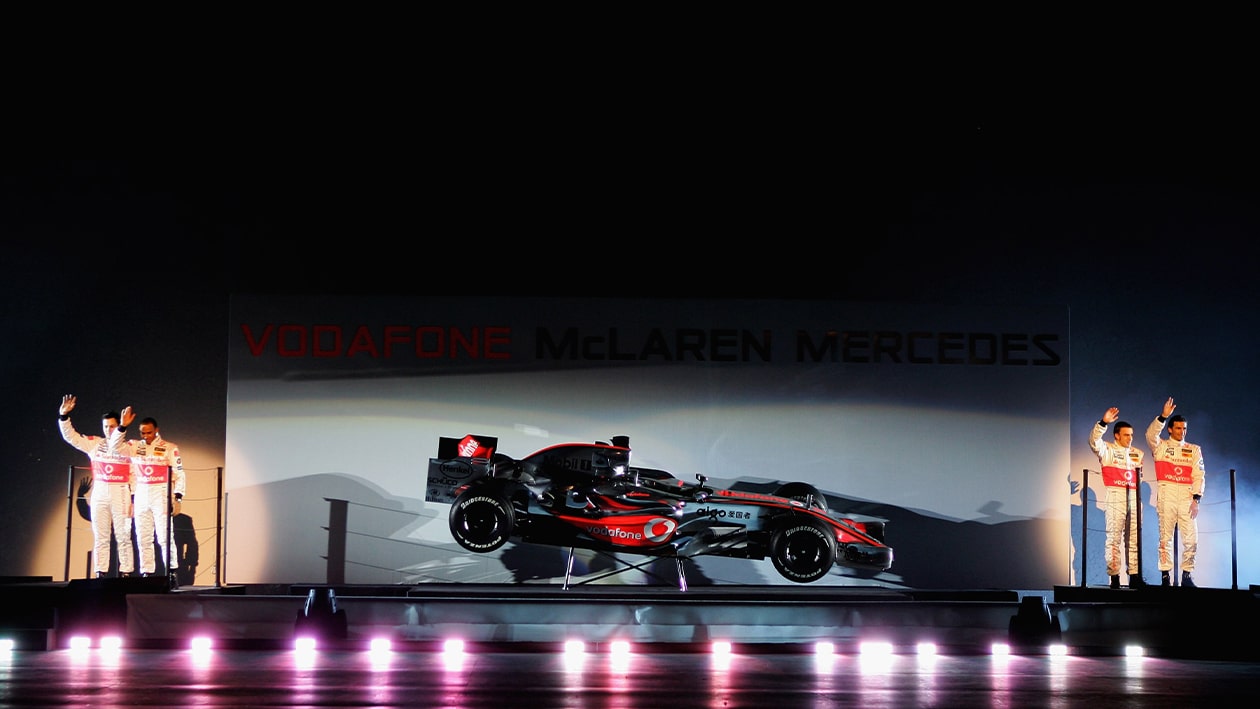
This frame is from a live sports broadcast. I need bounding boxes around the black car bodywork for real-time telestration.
[427,434,893,587]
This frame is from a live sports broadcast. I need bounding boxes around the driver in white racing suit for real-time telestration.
[1088,407,1147,589]
[58,395,137,578]
[1145,397,1205,588]
[128,416,186,585]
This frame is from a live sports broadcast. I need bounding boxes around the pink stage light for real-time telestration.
[859,641,893,657]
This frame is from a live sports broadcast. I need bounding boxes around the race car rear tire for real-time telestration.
[769,517,836,583]
[449,488,515,553]
[773,482,829,513]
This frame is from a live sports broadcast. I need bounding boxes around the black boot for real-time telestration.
[1128,575,1147,588]
[1161,571,1171,587]
[1181,571,1197,588]
[1110,575,1120,589]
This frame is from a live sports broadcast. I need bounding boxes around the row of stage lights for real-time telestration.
[0,635,1152,659]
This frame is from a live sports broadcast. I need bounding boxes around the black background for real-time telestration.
[5,92,1258,581]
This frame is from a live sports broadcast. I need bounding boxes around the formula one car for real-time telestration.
[426,434,893,587]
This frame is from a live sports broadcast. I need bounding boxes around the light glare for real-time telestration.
[441,638,466,671]
[860,641,893,657]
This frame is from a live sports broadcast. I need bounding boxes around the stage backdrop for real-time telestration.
[225,297,1070,589]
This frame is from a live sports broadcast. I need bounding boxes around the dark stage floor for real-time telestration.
[2,579,1259,706]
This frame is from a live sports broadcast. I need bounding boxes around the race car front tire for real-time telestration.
[773,482,829,513]
[449,488,515,553]
[769,517,836,583]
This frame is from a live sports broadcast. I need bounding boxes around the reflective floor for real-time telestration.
[2,643,1258,708]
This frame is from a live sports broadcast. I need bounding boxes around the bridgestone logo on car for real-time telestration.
[458,496,505,550]
[779,524,826,580]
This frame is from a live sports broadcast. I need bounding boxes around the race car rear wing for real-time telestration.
[436,434,498,461]
[426,434,498,504]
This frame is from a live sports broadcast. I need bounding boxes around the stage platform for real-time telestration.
[3,578,1258,660]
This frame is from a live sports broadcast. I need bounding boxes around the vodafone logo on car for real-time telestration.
[643,518,676,543]
[585,518,676,545]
